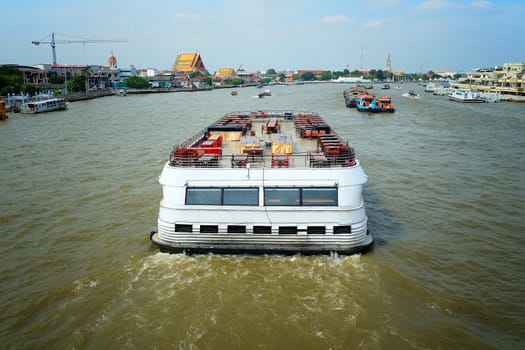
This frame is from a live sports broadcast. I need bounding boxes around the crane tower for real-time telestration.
[32,32,127,65]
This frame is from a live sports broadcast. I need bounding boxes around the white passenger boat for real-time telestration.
[448,89,485,103]
[20,98,68,114]
[150,110,373,255]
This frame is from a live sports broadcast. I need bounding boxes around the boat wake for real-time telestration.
[402,92,420,99]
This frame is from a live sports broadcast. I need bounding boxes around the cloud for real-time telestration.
[364,19,385,28]
[471,1,491,9]
[418,0,491,10]
[321,15,349,24]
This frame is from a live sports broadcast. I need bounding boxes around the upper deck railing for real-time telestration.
[168,111,356,169]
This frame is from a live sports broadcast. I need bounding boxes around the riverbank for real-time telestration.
[64,90,115,102]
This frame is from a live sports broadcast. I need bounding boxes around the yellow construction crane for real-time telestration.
[32,32,127,65]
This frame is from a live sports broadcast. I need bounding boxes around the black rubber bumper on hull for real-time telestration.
[149,231,373,256]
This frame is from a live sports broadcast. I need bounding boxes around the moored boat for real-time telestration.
[0,100,8,120]
[448,88,485,103]
[20,98,68,114]
[150,110,373,255]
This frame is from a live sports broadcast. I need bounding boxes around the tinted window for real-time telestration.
[264,188,300,206]
[186,188,221,205]
[302,188,337,206]
[223,188,259,206]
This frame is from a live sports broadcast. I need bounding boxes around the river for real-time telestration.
[1,83,524,349]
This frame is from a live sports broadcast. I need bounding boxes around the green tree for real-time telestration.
[21,84,41,95]
[63,74,86,92]
[366,69,377,80]
[50,76,64,84]
[376,69,385,81]
[126,76,150,89]
[189,71,204,79]
[320,71,332,80]
[428,71,442,79]
[266,68,277,75]
[301,72,315,81]
[223,78,244,86]
[0,65,23,94]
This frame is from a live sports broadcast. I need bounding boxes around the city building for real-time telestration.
[462,62,524,90]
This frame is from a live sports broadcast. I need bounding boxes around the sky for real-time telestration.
[1,0,524,73]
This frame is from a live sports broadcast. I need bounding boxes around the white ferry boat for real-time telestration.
[20,98,68,114]
[150,110,373,255]
[448,89,485,103]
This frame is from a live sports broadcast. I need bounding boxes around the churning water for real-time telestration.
[1,83,524,349]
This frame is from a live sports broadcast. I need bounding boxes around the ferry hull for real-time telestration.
[150,230,373,255]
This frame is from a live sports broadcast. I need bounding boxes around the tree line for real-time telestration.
[1,65,461,96]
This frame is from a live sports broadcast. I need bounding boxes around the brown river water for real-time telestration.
[1,83,524,349]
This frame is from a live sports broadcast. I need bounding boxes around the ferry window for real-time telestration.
[253,226,272,234]
[186,188,221,205]
[307,226,326,234]
[264,188,300,206]
[334,225,352,234]
[175,224,192,232]
[223,188,259,206]
[279,226,298,234]
[263,187,337,206]
[200,225,218,233]
[302,188,337,206]
[227,225,246,233]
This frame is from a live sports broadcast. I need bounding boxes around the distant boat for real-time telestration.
[5,94,30,112]
[376,96,395,112]
[231,91,238,96]
[381,83,390,90]
[117,88,127,96]
[20,98,68,114]
[424,82,437,93]
[355,93,377,112]
[448,89,486,103]
[343,87,366,108]
[0,100,8,120]
[355,94,395,113]
[407,90,419,98]
[258,89,271,98]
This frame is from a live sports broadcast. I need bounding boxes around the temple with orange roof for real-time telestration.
[171,52,207,73]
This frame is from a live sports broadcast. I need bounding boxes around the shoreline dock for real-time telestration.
[451,83,525,102]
